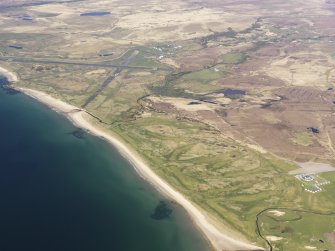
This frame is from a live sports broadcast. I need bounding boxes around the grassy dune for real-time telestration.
[109,113,311,245]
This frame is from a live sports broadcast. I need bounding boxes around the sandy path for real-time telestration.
[1,66,263,251]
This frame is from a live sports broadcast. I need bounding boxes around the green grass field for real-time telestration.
[183,69,225,83]
[258,209,335,250]
[220,52,247,64]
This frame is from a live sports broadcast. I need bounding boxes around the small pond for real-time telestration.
[80,12,111,16]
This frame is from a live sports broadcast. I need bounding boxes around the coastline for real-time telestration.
[0,66,18,82]
[1,69,263,251]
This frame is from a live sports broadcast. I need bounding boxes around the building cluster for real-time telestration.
[295,174,330,193]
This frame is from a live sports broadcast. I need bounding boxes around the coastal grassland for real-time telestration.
[84,69,165,122]
[109,112,309,246]
[176,68,228,93]
[257,172,335,250]
[8,63,108,107]
[150,67,229,97]
[318,172,335,206]
[258,209,335,251]
[8,61,165,118]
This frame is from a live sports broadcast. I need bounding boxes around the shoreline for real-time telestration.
[1,69,263,251]
[0,66,19,82]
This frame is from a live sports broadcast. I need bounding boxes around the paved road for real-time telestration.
[0,56,169,71]
[81,50,140,108]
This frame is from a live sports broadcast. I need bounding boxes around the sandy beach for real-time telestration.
[0,66,18,82]
[2,68,263,251]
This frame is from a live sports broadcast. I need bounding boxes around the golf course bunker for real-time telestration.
[269,210,286,217]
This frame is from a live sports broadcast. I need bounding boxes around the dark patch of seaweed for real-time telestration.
[151,201,172,220]
[71,128,85,139]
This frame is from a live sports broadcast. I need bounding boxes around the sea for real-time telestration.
[0,76,209,251]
